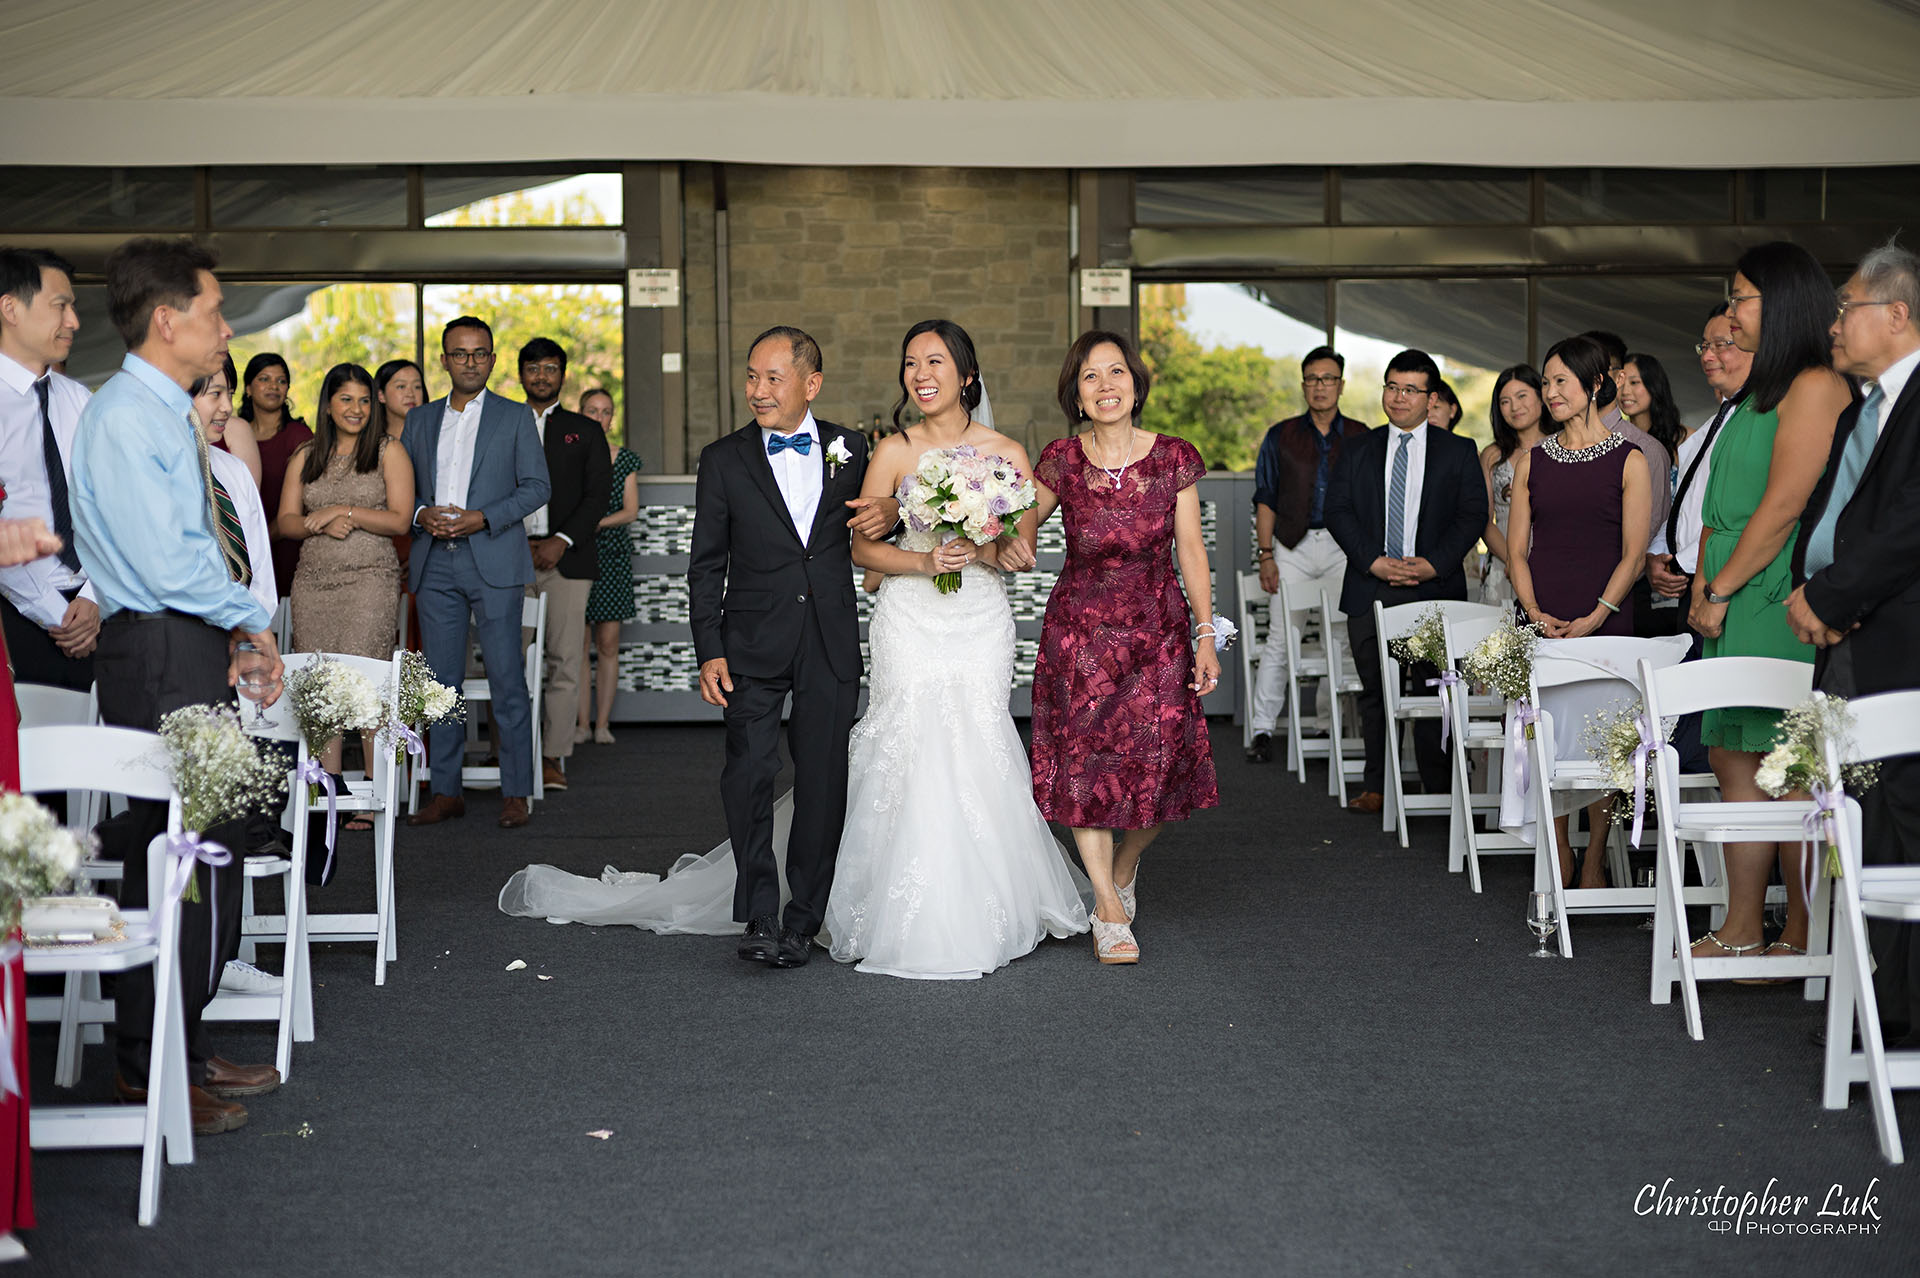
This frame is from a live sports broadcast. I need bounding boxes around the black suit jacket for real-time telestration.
[539,406,613,579]
[1792,372,1920,695]
[687,420,869,683]
[1324,424,1489,616]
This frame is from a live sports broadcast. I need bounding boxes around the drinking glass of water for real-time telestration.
[234,642,276,727]
[1527,890,1558,958]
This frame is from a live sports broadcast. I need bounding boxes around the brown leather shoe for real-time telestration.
[542,760,568,791]
[1347,791,1385,814]
[115,1074,247,1134]
[406,793,466,826]
[498,796,531,828]
[202,1055,280,1098]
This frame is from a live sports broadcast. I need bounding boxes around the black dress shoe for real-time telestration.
[1244,733,1273,763]
[771,927,813,968]
[737,917,779,965]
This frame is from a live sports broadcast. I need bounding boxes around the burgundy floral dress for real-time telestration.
[1030,434,1219,828]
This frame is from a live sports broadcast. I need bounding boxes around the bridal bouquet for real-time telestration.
[158,704,285,901]
[379,652,464,768]
[286,656,384,762]
[1756,696,1878,798]
[895,445,1036,594]
[0,793,89,933]
[1463,615,1541,704]
[1386,605,1448,669]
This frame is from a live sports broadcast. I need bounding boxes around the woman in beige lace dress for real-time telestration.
[276,364,416,810]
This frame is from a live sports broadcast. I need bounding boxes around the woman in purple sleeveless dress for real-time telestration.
[1507,336,1652,888]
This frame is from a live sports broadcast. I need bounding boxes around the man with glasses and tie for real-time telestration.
[1789,240,1920,1047]
[401,315,550,829]
[1324,348,1488,815]
[69,237,287,1134]
[1244,345,1369,763]
[0,248,98,692]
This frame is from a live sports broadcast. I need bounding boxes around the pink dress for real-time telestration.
[1030,434,1219,828]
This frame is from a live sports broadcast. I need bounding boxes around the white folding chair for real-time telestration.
[1374,600,1504,846]
[1641,655,1827,1040]
[458,592,548,804]
[16,725,194,1227]
[1317,591,1367,806]
[1275,578,1339,786]
[1818,688,1920,1163]
[12,681,106,852]
[270,596,293,655]
[1237,571,1267,752]
[1440,615,1529,892]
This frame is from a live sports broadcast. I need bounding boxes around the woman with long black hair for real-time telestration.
[1477,364,1545,611]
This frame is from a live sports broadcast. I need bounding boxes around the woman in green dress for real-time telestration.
[1689,241,1852,964]
[576,388,642,744]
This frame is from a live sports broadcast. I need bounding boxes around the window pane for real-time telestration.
[1340,166,1528,224]
[1334,278,1528,447]
[0,166,193,230]
[422,283,625,439]
[211,166,408,227]
[1135,169,1324,225]
[1534,276,1727,423]
[425,171,622,226]
[1542,169,1731,223]
[1748,166,1920,223]
[225,284,422,421]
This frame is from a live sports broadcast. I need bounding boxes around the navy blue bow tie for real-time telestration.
[766,432,812,456]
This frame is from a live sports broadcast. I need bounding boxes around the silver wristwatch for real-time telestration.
[1705,588,1735,605]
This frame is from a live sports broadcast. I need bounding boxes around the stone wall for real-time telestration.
[684,165,1073,464]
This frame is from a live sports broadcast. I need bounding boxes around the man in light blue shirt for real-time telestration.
[69,237,284,1135]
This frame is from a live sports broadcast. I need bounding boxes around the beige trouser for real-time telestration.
[528,568,592,761]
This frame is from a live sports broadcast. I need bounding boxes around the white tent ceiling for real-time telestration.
[4,0,1920,169]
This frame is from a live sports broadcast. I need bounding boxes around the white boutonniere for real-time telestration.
[826,436,853,478]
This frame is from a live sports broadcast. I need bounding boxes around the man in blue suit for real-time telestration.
[401,316,551,828]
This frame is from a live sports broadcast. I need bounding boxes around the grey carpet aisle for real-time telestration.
[23,722,1920,1276]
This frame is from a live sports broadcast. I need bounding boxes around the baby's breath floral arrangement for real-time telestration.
[1463,615,1542,704]
[1756,696,1879,799]
[1581,701,1670,836]
[379,652,464,767]
[1386,605,1448,670]
[0,793,89,932]
[158,704,286,900]
[286,656,383,762]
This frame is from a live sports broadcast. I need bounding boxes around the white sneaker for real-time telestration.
[220,960,284,996]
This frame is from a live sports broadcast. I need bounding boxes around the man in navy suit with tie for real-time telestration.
[401,316,551,829]
[688,326,897,968]
[1788,240,1920,1043]
[1325,348,1488,814]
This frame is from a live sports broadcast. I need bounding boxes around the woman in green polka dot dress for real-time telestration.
[578,388,642,744]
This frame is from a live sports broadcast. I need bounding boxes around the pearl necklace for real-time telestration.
[1089,429,1134,487]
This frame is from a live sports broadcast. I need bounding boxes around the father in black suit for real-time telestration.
[688,326,897,968]
[1788,240,1920,1040]
[1325,348,1489,814]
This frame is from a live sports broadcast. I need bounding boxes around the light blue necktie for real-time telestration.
[1802,384,1883,578]
[1386,431,1412,557]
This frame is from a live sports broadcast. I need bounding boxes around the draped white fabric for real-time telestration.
[5,0,1919,166]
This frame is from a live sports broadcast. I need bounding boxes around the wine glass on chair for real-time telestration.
[234,641,276,728]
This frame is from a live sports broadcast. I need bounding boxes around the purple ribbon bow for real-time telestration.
[1627,713,1661,848]
[1427,670,1464,747]
[1508,698,1540,792]
[167,830,233,991]
[297,758,339,885]
[383,720,425,764]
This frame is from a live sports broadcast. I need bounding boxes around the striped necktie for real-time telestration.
[191,408,252,586]
[1386,431,1412,557]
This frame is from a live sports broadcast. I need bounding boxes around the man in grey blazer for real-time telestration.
[401,315,551,828]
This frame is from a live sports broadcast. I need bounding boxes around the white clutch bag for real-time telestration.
[21,895,122,944]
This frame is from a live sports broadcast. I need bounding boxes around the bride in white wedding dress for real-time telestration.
[500,321,1089,978]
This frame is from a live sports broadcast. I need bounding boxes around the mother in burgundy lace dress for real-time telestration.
[1016,330,1221,964]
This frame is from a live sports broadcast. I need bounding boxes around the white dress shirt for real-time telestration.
[1380,423,1427,558]
[434,388,486,511]
[0,349,96,628]
[762,410,823,538]
[1865,345,1920,450]
[1653,407,1725,569]
[525,404,554,538]
[208,442,277,618]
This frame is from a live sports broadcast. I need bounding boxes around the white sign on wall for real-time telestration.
[1079,267,1131,308]
[627,268,681,308]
